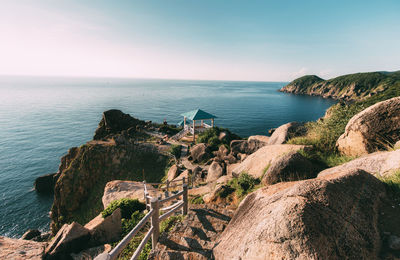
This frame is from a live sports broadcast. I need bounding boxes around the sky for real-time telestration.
[0,0,399,81]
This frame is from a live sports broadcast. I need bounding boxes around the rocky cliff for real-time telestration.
[280,71,400,101]
[50,110,170,234]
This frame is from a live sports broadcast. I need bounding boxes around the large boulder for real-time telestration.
[44,222,91,260]
[21,229,41,241]
[0,236,45,259]
[232,144,309,179]
[166,165,180,182]
[71,244,112,260]
[337,97,400,156]
[93,109,145,140]
[34,173,58,193]
[262,151,319,185]
[207,161,225,182]
[84,208,122,246]
[230,139,267,156]
[248,135,270,144]
[267,122,306,145]
[214,169,386,259]
[318,149,400,179]
[190,143,212,163]
[102,180,157,208]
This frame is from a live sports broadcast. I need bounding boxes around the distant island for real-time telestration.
[280,70,400,101]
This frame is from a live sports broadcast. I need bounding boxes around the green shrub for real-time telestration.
[189,195,205,204]
[169,144,181,158]
[197,127,241,151]
[380,170,400,199]
[226,173,261,198]
[102,198,146,219]
[158,124,181,135]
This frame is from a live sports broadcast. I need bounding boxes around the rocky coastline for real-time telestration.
[2,71,400,259]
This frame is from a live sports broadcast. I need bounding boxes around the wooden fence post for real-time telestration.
[182,184,188,215]
[182,176,186,186]
[166,180,169,197]
[150,198,160,249]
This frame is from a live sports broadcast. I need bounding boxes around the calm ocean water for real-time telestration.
[0,76,336,237]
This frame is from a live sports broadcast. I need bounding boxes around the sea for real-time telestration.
[0,76,336,238]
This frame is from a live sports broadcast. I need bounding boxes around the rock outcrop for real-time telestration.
[230,139,266,156]
[190,143,212,163]
[318,149,400,178]
[21,229,41,241]
[0,236,45,259]
[262,151,319,185]
[102,180,157,208]
[232,144,309,179]
[44,222,91,260]
[206,161,225,182]
[166,165,180,182]
[336,96,400,156]
[247,135,270,143]
[267,122,306,145]
[214,169,386,259]
[34,173,57,193]
[84,208,121,246]
[93,109,145,140]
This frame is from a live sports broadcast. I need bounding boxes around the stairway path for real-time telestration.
[148,204,234,260]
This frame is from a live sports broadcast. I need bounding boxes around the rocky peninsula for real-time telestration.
[1,70,400,259]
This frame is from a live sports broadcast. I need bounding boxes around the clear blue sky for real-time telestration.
[1,0,399,81]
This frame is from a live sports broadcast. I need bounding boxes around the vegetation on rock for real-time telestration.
[197,127,241,151]
[169,144,181,159]
[102,198,146,219]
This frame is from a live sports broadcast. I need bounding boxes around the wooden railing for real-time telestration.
[95,180,188,260]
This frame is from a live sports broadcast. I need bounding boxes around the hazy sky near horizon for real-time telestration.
[1,0,399,81]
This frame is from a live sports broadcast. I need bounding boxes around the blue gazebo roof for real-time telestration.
[180,109,217,120]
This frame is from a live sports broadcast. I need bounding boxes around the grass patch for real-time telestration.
[217,173,262,202]
[113,210,185,260]
[169,144,181,158]
[102,198,146,219]
[189,195,205,204]
[380,170,400,199]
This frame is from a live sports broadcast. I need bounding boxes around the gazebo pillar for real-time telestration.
[193,120,196,142]
[211,118,214,127]
[184,117,186,129]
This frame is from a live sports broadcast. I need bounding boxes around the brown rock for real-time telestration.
[174,169,190,182]
[337,97,400,156]
[232,144,309,179]
[214,169,386,259]
[223,154,237,164]
[21,229,41,240]
[262,151,319,185]
[203,184,224,203]
[34,173,57,194]
[167,165,179,182]
[102,180,157,209]
[0,236,45,259]
[248,135,270,143]
[71,244,112,260]
[318,149,400,179]
[84,208,121,246]
[267,122,306,145]
[93,109,145,140]
[394,140,400,150]
[218,145,229,157]
[44,222,91,260]
[207,161,225,182]
[190,143,211,163]
[230,139,266,155]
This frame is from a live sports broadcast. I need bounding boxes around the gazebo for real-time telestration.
[179,109,217,142]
